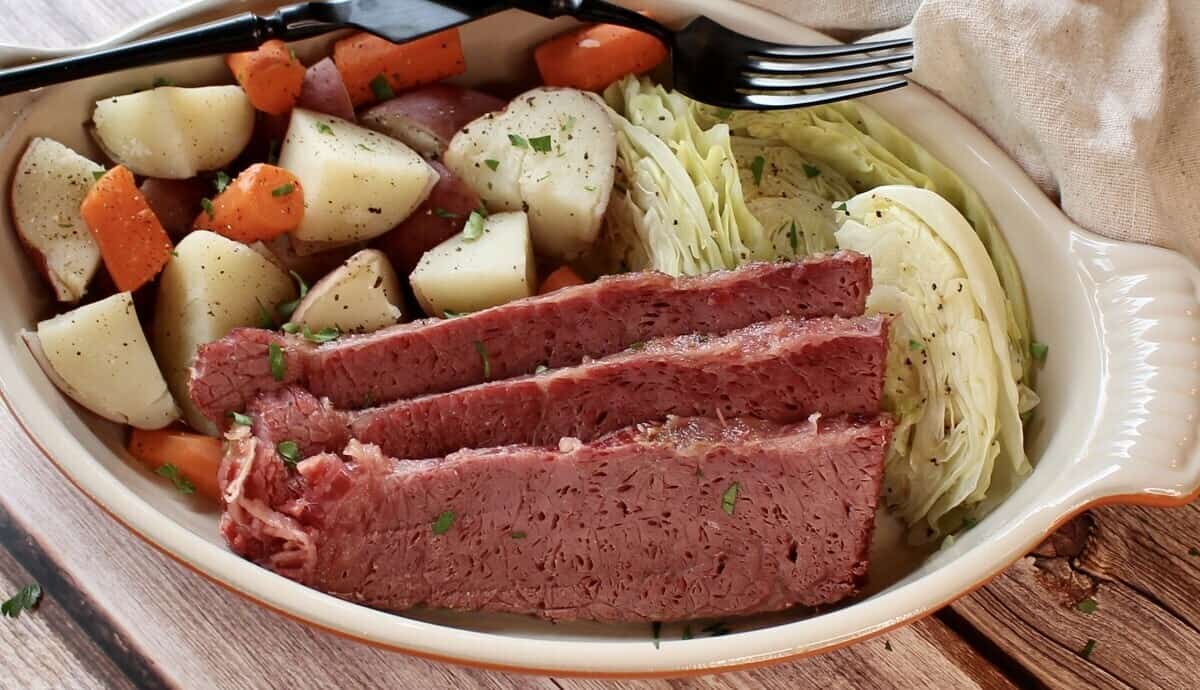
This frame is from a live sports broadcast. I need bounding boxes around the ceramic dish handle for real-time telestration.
[1067,234,1200,506]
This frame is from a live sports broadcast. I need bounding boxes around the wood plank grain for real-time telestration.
[951,506,1200,689]
[0,541,135,690]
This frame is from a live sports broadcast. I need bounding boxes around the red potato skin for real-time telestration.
[296,58,356,122]
[139,177,210,240]
[372,161,479,277]
[359,84,506,158]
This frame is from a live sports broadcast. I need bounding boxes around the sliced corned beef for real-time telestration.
[190,252,871,424]
[248,315,888,460]
[220,414,893,621]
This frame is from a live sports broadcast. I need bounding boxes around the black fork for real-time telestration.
[0,0,912,110]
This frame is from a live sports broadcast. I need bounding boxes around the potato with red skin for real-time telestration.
[359,84,506,158]
[139,177,209,240]
[297,58,356,122]
[372,161,480,277]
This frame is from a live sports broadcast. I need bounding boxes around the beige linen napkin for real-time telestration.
[743,0,1200,261]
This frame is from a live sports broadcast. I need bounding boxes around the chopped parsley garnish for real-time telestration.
[281,322,301,334]
[802,163,821,178]
[961,516,978,530]
[266,138,280,165]
[268,342,286,381]
[155,464,195,495]
[1080,638,1096,659]
[1031,341,1049,362]
[92,169,106,181]
[276,440,300,468]
[256,298,276,329]
[908,339,925,352]
[214,171,231,193]
[1076,598,1098,614]
[200,197,215,219]
[442,310,468,319]
[561,115,576,132]
[463,211,485,241]
[432,510,455,535]
[433,207,459,219]
[511,530,527,539]
[484,159,500,171]
[275,271,309,321]
[833,201,848,213]
[721,482,740,515]
[750,155,766,186]
[714,108,733,120]
[508,133,528,148]
[787,221,799,253]
[528,135,553,153]
[271,183,295,197]
[302,326,340,344]
[534,364,549,375]
[369,73,395,101]
[1,583,42,618]
[356,143,375,152]
[228,411,253,427]
[315,121,334,135]
[152,77,175,88]
[473,340,491,379]
[475,203,489,218]
[651,621,662,649]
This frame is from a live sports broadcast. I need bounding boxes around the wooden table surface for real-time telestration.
[2,1,1199,688]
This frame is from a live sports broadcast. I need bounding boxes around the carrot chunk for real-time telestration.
[535,23,668,92]
[128,427,223,501]
[226,39,306,115]
[79,166,172,292]
[333,28,467,106]
[194,163,304,243]
[538,266,587,294]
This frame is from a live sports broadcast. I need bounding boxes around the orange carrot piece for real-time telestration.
[333,28,467,106]
[226,39,306,115]
[128,428,223,502]
[80,166,173,293]
[538,266,587,294]
[194,163,304,243]
[535,23,668,92]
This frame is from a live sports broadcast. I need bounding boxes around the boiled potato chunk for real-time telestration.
[11,137,104,302]
[27,292,178,429]
[92,86,254,178]
[443,88,616,262]
[153,231,297,434]
[292,249,403,333]
[410,212,535,317]
[278,109,438,254]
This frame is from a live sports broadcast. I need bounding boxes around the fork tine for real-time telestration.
[746,50,912,75]
[745,37,913,60]
[735,65,912,91]
[736,79,909,109]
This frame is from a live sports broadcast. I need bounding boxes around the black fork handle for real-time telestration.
[0,2,349,98]
[508,0,673,43]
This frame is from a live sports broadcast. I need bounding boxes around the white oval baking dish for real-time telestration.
[0,0,1196,676]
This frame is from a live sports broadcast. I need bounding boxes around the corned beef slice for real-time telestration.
[190,252,871,423]
[220,414,893,621]
[249,315,889,459]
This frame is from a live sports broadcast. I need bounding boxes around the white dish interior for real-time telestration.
[0,0,1197,675]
